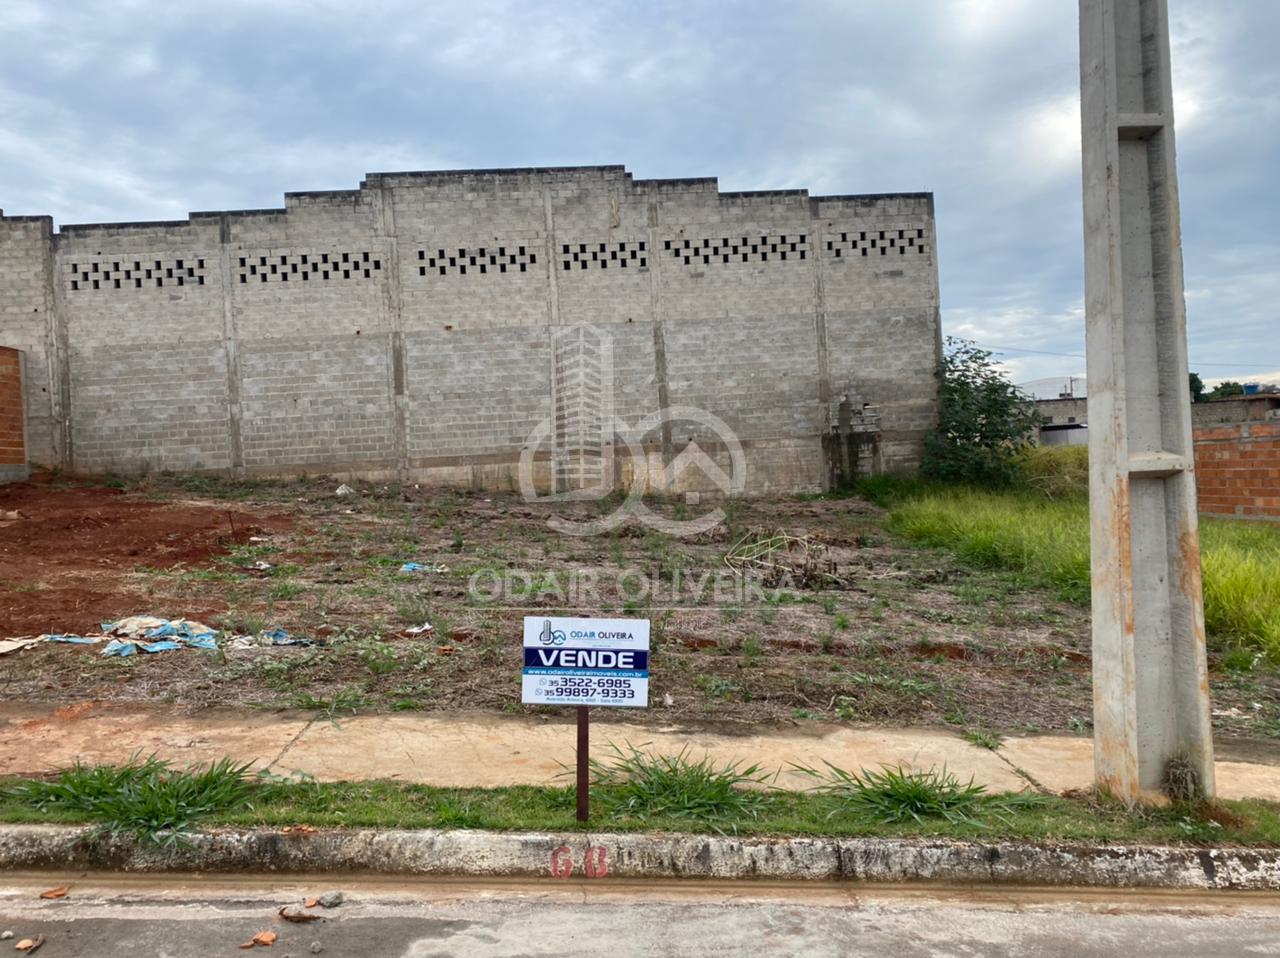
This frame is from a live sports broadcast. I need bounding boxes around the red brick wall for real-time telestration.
[0,347,25,468]
[1195,420,1280,520]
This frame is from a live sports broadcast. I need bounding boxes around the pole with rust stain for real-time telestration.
[576,706,590,822]
[1079,0,1214,801]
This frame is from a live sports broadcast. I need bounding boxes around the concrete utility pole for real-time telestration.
[1079,0,1214,801]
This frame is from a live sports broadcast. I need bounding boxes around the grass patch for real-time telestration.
[3,764,1278,846]
[963,728,1004,751]
[883,485,1280,660]
[585,743,774,832]
[797,762,1041,827]
[2,755,257,845]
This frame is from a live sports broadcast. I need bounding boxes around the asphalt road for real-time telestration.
[2,874,1279,957]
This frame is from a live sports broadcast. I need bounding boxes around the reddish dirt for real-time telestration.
[0,479,290,636]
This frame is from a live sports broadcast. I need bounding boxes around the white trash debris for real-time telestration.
[335,484,355,496]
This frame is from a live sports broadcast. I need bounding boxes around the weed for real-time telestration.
[4,754,257,845]
[820,595,838,615]
[798,762,1042,827]
[833,613,850,630]
[587,742,774,832]
[358,640,400,676]
[963,728,1004,751]
[292,689,367,717]
[720,606,743,623]
[269,580,305,601]
[695,675,740,700]
[742,636,763,663]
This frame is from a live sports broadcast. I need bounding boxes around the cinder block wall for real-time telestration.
[1194,420,1280,521]
[0,167,941,493]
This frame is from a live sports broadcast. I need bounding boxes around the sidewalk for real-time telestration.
[1,703,1278,799]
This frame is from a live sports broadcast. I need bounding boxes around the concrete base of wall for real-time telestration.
[0,463,28,484]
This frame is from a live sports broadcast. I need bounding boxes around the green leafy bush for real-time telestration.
[923,338,1042,486]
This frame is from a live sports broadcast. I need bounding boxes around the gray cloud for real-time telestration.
[1,0,1275,384]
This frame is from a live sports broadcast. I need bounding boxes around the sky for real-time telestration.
[1,0,1276,388]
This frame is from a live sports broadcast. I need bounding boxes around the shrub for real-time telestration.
[923,338,1042,486]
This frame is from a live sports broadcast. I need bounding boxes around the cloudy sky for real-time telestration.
[2,0,1276,389]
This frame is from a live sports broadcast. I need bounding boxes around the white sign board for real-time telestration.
[521,616,650,708]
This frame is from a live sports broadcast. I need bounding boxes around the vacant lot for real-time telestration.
[1,473,1277,741]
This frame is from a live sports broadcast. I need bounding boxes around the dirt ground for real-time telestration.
[1,473,1277,741]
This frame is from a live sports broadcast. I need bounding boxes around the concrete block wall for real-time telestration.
[0,215,56,466]
[0,166,941,494]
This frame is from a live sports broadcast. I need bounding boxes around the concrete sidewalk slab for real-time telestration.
[1,703,1279,799]
[1001,736,1280,802]
[0,704,311,778]
[279,713,1027,791]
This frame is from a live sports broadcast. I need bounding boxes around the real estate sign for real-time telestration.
[521,616,650,708]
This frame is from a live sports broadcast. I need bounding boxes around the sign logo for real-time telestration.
[538,619,567,646]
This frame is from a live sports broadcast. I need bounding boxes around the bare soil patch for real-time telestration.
[0,478,290,635]
[0,473,1276,742]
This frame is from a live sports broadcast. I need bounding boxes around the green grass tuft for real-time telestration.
[3,754,258,845]
[798,762,1043,827]
[587,743,774,832]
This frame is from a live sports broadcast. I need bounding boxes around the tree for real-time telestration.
[922,337,1043,486]
[1189,372,1205,403]
[1208,380,1244,401]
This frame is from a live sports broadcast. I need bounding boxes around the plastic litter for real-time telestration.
[41,635,101,645]
[335,483,355,496]
[229,628,317,650]
[405,622,434,635]
[102,638,183,656]
[0,638,39,657]
[399,562,448,574]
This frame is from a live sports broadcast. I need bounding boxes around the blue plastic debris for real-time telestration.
[139,640,181,653]
[96,616,222,655]
[43,635,100,645]
[400,562,426,573]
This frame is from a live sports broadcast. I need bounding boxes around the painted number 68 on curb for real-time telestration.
[550,845,608,878]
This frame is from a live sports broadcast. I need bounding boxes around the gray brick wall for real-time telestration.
[0,167,941,491]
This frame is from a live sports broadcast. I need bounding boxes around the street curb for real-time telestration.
[2,825,1279,889]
